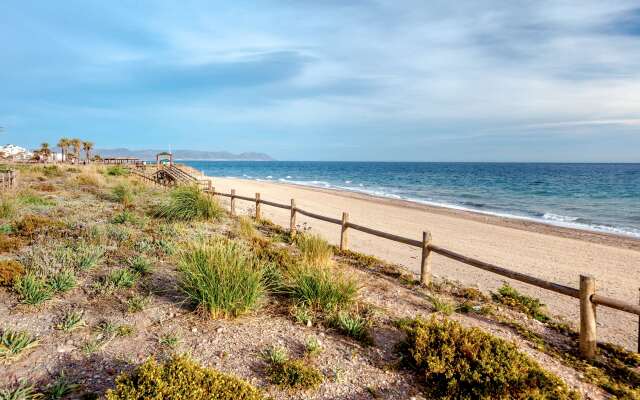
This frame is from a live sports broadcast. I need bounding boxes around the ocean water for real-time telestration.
[182,161,640,238]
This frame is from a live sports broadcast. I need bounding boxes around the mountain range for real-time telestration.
[95,148,274,161]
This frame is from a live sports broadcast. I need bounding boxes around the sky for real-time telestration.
[2,1,640,162]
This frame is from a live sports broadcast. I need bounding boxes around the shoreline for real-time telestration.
[205,174,640,252]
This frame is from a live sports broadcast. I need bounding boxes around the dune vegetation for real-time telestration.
[0,163,637,399]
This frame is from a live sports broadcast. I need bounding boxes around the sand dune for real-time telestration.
[207,176,640,350]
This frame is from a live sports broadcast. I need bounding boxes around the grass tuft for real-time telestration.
[55,310,85,332]
[284,264,357,311]
[0,329,39,362]
[153,186,223,222]
[14,273,53,305]
[105,166,129,176]
[295,234,333,267]
[492,283,550,322]
[178,238,265,318]
[107,268,138,289]
[265,354,324,390]
[46,371,80,400]
[0,380,43,400]
[112,183,134,206]
[429,295,456,315]
[49,269,76,294]
[128,255,152,275]
[0,197,17,219]
[330,310,373,344]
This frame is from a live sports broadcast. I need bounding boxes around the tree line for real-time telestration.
[34,138,95,162]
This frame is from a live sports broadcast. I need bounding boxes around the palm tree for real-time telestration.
[39,143,52,162]
[70,138,82,162]
[82,141,94,162]
[57,138,70,162]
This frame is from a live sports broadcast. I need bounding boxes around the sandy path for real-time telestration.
[205,176,640,351]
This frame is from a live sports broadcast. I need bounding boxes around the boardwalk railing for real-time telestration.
[205,186,640,358]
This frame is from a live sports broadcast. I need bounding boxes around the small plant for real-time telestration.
[396,317,577,399]
[42,165,63,177]
[0,235,24,253]
[105,355,264,400]
[55,310,85,332]
[128,255,152,275]
[107,268,138,289]
[96,320,118,338]
[291,304,314,326]
[305,337,322,357]
[111,210,138,225]
[235,216,258,240]
[0,380,43,400]
[14,273,53,305]
[295,234,333,267]
[285,264,357,311]
[429,295,455,315]
[177,238,265,318]
[153,186,223,222]
[49,269,76,293]
[105,165,129,176]
[0,224,13,234]
[0,260,25,286]
[75,242,104,271]
[331,310,373,344]
[116,325,135,337]
[0,329,39,361]
[46,371,80,399]
[492,283,550,322]
[0,197,17,219]
[112,183,134,206]
[127,295,150,313]
[266,358,324,390]
[80,339,102,356]
[159,333,180,349]
[261,345,288,365]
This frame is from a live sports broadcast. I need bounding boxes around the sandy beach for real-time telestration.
[205,175,640,351]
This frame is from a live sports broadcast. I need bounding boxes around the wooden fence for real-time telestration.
[0,170,16,189]
[204,184,640,358]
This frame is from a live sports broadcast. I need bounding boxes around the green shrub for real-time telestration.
[49,269,76,293]
[112,183,134,206]
[128,255,152,275]
[295,233,333,267]
[111,210,138,225]
[0,224,13,234]
[14,273,53,305]
[127,295,150,313]
[105,355,264,400]
[0,329,39,361]
[75,242,105,271]
[105,166,129,176]
[305,336,322,357]
[177,238,265,318]
[397,317,578,400]
[492,283,550,322]
[429,295,455,315]
[266,358,324,390]
[17,192,55,207]
[284,264,357,311]
[107,268,138,288]
[153,186,223,222]
[0,197,17,219]
[42,165,63,177]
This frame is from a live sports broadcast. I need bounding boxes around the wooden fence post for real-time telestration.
[207,179,212,192]
[340,212,349,251]
[579,275,597,359]
[230,189,236,216]
[637,288,639,353]
[290,199,297,238]
[420,231,432,286]
[255,193,261,220]
[211,187,215,198]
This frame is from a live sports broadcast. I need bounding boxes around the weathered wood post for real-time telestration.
[340,212,349,251]
[255,193,261,220]
[211,187,215,198]
[230,189,236,216]
[579,275,597,359]
[290,199,297,238]
[420,231,432,286]
[207,179,212,193]
[637,288,640,353]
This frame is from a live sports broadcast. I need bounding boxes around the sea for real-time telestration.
[181,161,640,239]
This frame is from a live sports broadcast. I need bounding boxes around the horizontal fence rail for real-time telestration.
[149,180,639,357]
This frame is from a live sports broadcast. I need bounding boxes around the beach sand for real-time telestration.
[205,175,640,350]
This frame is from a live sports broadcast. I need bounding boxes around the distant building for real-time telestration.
[0,144,33,161]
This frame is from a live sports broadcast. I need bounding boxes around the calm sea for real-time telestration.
[181,161,640,238]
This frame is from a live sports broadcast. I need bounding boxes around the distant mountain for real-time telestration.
[95,148,274,161]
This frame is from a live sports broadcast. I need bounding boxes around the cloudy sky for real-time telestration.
[2,1,640,161]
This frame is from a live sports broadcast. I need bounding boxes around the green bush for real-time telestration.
[397,317,578,400]
[492,283,550,322]
[14,273,53,305]
[111,210,138,225]
[42,165,63,177]
[153,186,223,222]
[178,238,265,318]
[112,183,134,206]
[331,310,373,344]
[105,166,129,176]
[106,355,264,400]
[266,358,324,390]
[295,233,333,267]
[284,264,357,311]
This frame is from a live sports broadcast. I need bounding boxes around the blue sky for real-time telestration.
[2,1,640,161]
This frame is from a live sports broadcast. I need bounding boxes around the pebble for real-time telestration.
[216,327,224,333]
[57,345,74,353]
[192,327,198,333]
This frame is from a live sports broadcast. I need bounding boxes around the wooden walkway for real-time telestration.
[129,164,208,188]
